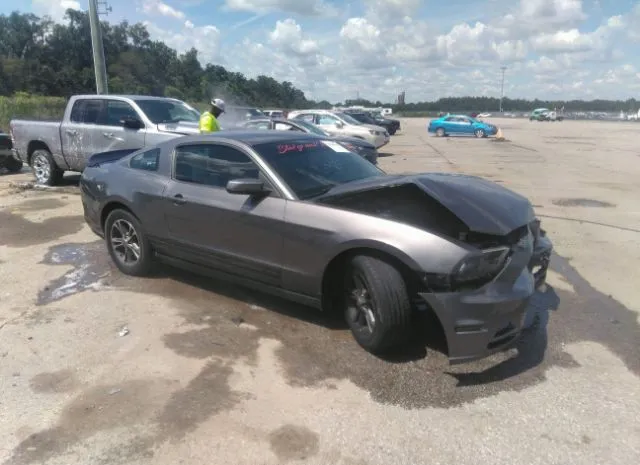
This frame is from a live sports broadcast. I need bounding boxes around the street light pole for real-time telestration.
[499,66,507,113]
[88,0,111,94]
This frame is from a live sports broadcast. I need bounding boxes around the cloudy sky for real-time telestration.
[3,1,640,102]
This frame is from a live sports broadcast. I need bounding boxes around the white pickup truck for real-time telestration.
[10,94,202,185]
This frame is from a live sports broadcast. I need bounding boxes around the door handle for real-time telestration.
[65,129,77,136]
[172,194,186,205]
[102,132,114,138]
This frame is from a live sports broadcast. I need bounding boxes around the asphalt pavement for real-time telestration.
[0,117,638,465]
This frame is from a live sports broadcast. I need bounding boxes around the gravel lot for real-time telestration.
[1,118,639,465]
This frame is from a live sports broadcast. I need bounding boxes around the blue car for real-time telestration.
[427,115,497,138]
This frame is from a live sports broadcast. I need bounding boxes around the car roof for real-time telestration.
[72,94,181,101]
[165,130,324,147]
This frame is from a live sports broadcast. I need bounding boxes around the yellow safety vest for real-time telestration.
[199,111,221,133]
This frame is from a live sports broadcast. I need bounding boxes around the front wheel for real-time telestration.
[475,129,486,138]
[343,255,412,354]
[30,149,62,185]
[105,209,153,276]
[435,127,445,137]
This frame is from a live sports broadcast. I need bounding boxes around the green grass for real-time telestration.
[0,94,67,131]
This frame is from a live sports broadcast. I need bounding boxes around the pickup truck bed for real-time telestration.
[10,94,201,185]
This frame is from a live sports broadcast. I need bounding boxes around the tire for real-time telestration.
[30,149,63,186]
[343,255,412,354]
[105,209,153,277]
[475,129,486,138]
[3,156,23,173]
[435,127,445,137]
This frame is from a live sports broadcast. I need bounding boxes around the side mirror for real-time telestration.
[226,178,270,196]
[335,121,344,128]
[120,116,144,130]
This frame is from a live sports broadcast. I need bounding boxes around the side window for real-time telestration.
[69,99,102,124]
[174,144,261,189]
[129,148,160,172]
[247,121,271,130]
[317,114,338,125]
[275,122,299,131]
[103,100,140,126]
[295,114,315,123]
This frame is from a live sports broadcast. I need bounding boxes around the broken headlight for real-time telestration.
[452,246,510,285]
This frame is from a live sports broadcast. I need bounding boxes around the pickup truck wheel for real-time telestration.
[435,127,445,137]
[105,209,153,277]
[343,255,412,354]
[31,149,62,185]
[3,156,23,173]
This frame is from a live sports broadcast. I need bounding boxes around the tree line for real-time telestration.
[0,9,637,113]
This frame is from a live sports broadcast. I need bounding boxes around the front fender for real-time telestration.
[324,238,424,275]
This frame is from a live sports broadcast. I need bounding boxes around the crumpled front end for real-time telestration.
[419,219,553,364]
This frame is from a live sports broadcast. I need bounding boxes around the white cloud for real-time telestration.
[143,20,221,64]
[224,0,337,16]
[269,19,319,56]
[32,0,82,21]
[130,0,640,102]
[141,0,185,20]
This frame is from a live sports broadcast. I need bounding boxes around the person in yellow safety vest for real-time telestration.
[199,98,226,133]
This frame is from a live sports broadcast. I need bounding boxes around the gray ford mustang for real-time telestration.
[80,130,552,363]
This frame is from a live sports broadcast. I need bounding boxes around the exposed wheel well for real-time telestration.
[320,247,420,313]
[100,202,138,231]
[27,141,51,164]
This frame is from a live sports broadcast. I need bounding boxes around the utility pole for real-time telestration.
[88,0,111,94]
[499,66,507,113]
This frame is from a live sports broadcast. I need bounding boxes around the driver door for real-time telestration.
[162,141,286,286]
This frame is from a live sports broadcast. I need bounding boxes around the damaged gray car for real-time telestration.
[80,131,552,363]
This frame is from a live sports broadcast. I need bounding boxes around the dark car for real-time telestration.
[80,131,552,363]
[366,112,401,134]
[238,118,378,165]
[0,131,22,173]
[345,111,399,135]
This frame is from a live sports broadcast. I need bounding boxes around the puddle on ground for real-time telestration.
[38,242,110,305]
[552,198,616,208]
[0,211,85,247]
[11,198,66,211]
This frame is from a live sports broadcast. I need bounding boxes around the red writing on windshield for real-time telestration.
[277,141,320,154]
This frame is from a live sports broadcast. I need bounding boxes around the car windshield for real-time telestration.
[134,99,200,124]
[254,139,384,200]
[334,112,362,125]
[247,108,265,117]
[348,113,371,123]
[290,119,330,136]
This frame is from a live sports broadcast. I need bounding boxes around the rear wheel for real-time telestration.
[30,149,62,185]
[105,209,153,277]
[475,128,486,138]
[435,127,445,137]
[343,255,412,354]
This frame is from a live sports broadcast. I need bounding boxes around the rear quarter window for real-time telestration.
[129,148,160,171]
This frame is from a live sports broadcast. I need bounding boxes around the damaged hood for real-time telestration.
[156,121,200,135]
[318,173,535,235]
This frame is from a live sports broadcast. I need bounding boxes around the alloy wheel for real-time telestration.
[110,219,141,265]
[32,153,51,184]
[346,275,376,333]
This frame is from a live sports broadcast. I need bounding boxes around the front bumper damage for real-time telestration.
[419,227,553,365]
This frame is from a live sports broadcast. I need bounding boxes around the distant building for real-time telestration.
[397,91,405,105]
